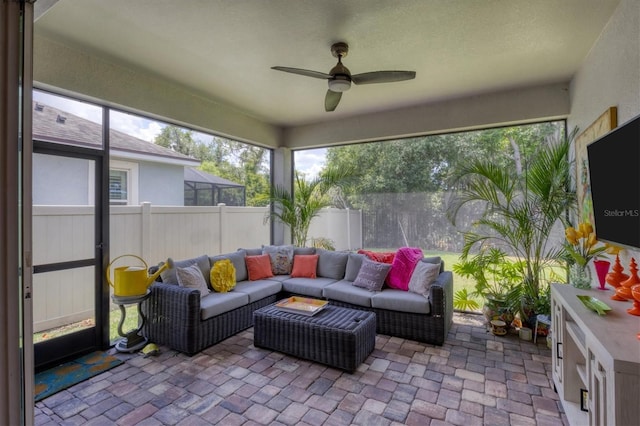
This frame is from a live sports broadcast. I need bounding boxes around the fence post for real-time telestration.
[218,203,226,254]
[141,202,151,261]
[346,208,351,250]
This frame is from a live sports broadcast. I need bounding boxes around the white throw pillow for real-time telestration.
[407,261,440,299]
[176,263,210,297]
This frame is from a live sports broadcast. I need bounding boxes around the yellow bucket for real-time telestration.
[107,254,154,297]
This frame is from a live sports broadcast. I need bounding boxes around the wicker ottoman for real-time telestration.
[253,303,376,372]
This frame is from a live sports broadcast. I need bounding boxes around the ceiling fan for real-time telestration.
[271,42,416,112]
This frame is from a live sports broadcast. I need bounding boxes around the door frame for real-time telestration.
[32,135,110,372]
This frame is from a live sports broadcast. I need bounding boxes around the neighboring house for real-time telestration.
[32,102,201,206]
[184,168,245,206]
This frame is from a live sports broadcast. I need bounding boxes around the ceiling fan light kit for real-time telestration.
[272,42,416,112]
[328,77,351,92]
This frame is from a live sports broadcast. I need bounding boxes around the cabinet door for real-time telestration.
[588,354,607,426]
[551,294,564,396]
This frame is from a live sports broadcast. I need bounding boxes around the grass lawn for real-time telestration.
[33,305,141,344]
[423,250,481,311]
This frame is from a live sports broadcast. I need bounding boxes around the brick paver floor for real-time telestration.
[34,313,568,425]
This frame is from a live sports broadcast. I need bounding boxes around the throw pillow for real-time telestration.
[290,254,319,278]
[210,259,236,293]
[345,252,367,281]
[176,263,210,297]
[210,250,248,282]
[357,249,395,264]
[316,248,349,280]
[245,254,274,281]
[352,258,392,292]
[387,247,424,291]
[262,244,295,275]
[160,254,211,286]
[408,261,440,299]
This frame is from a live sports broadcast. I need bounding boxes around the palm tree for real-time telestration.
[447,129,577,318]
[266,166,353,247]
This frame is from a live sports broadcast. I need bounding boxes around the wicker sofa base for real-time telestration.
[143,281,277,355]
[253,303,376,372]
[329,300,449,345]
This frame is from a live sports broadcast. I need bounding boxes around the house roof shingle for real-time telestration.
[32,101,200,165]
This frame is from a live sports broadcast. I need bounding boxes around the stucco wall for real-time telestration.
[138,161,185,206]
[568,0,639,131]
[568,0,639,262]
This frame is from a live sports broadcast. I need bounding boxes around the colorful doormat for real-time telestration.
[34,351,123,402]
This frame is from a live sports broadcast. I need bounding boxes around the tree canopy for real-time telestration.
[155,126,270,206]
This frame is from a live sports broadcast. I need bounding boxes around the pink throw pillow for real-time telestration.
[386,247,424,291]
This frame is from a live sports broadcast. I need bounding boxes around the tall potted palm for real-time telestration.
[266,166,352,247]
[447,129,577,322]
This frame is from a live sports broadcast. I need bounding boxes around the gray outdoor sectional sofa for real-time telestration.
[142,247,453,356]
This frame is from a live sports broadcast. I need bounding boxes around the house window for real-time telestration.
[109,160,139,205]
[109,169,128,204]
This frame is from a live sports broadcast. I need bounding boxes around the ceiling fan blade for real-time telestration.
[325,90,342,112]
[271,66,331,80]
[351,70,416,85]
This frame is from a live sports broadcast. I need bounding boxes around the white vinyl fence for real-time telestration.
[32,203,362,332]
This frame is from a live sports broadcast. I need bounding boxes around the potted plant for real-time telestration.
[453,248,523,326]
[264,166,353,247]
[563,221,608,289]
[447,129,577,324]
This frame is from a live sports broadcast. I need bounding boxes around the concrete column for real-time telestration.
[271,147,293,245]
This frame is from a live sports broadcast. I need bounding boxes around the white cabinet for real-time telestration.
[551,284,640,426]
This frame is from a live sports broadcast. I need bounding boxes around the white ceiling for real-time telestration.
[34,0,620,128]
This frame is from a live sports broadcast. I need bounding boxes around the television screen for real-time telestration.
[587,113,640,250]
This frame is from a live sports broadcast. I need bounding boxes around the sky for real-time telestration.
[33,90,326,178]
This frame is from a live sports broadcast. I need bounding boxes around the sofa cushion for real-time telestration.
[176,263,210,297]
[371,289,431,314]
[233,279,282,303]
[323,280,373,307]
[239,247,262,256]
[210,259,236,293]
[200,291,249,320]
[344,253,367,281]
[352,258,391,292]
[265,274,291,283]
[294,247,316,256]
[161,254,211,286]
[408,261,440,299]
[282,276,338,298]
[387,247,424,291]
[262,244,295,275]
[290,254,319,278]
[210,250,248,282]
[316,248,348,280]
[245,254,274,281]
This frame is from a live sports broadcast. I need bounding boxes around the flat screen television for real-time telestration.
[587,113,640,250]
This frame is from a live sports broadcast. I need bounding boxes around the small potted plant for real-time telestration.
[563,221,607,289]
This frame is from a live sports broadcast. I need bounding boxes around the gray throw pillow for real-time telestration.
[421,256,443,273]
[160,254,211,286]
[352,258,392,291]
[210,250,248,282]
[316,248,349,280]
[176,263,210,297]
[345,252,367,281]
[408,261,440,299]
